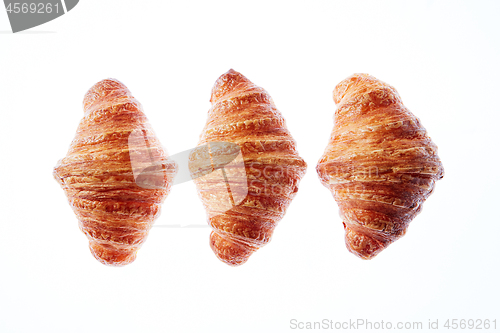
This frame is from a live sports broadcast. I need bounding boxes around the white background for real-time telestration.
[1,1,499,332]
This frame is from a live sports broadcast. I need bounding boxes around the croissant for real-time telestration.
[316,74,444,259]
[194,69,307,266]
[53,79,177,266]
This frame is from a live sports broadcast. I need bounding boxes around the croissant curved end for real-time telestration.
[210,69,253,104]
[89,242,138,267]
[83,78,130,111]
[333,73,401,107]
[52,163,64,186]
[344,225,386,260]
[209,231,255,266]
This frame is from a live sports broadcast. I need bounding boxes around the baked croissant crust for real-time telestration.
[316,74,444,259]
[53,79,177,266]
[194,69,307,266]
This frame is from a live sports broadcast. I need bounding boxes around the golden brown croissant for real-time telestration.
[316,74,444,259]
[194,69,307,266]
[53,79,177,266]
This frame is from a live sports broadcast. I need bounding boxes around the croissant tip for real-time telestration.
[221,68,245,80]
[53,165,64,186]
[89,78,127,91]
[210,69,251,104]
[344,225,387,260]
[351,73,371,78]
[333,73,399,106]
[221,258,249,267]
[347,247,378,260]
[89,242,138,267]
[83,78,131,111]
[209,231,254,266]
